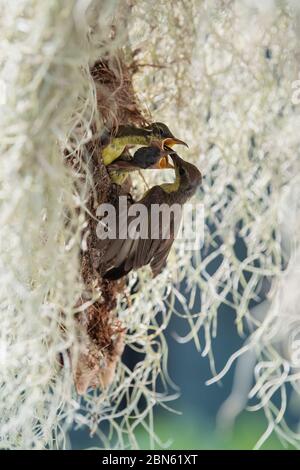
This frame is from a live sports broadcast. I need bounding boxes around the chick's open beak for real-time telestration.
[152,155,174,169]
[163,137,189,148]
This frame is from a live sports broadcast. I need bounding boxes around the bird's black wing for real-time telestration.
[102,186,175,280]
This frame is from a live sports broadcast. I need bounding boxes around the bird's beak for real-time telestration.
[152,156,174,169]
[163,137,189,148]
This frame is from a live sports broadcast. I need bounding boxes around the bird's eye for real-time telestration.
[179,167,186,176]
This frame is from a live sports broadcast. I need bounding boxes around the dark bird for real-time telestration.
[101,122,188,166]
[101,151,202,280]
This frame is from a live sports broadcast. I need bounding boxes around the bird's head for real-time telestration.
[169,150,202,198]
[146,122,188,149]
